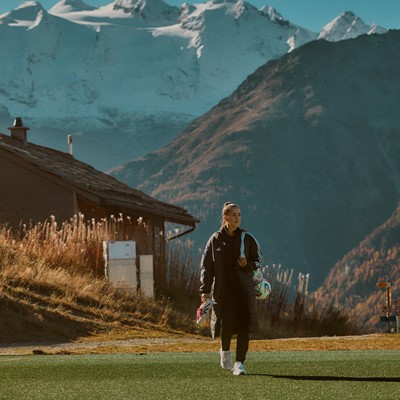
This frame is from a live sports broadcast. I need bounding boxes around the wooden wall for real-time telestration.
[0,155,76,228]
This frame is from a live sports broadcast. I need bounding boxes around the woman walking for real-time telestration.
[199,202,263,375]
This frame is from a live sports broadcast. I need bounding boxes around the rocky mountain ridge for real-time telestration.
[112,30,400,288]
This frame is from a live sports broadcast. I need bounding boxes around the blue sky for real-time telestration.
[2,0,400,32]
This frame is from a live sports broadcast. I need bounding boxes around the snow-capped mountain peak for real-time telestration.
[369,23,387,35]
[49,0,97,14]
[50,0,180,26]
[260,5,286,24]
[177,2,196,23]
[0,1,47,28]
[318,11,387,41]
[113,0,180,21]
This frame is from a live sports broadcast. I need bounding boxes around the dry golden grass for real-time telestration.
[0,218,197,344]
[2,332,400,356]
[76,333,400,355]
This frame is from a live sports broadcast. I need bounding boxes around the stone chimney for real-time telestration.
[8,117,30,142]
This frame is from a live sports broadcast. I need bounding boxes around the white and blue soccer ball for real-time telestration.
[254,269,271,300]
[196,298,214,324]
[255,278,272,300]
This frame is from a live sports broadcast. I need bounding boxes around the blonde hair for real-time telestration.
[221,202,240,228]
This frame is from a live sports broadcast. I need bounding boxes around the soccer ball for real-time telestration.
[196,298,214,324]
[254,271,271,300]
[255,279,271,300]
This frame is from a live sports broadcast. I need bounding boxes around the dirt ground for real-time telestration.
[1,333,400,356]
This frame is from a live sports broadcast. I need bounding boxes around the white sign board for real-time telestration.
[108,240,136,260]
[108,259,137,290]
[140,255,154,298]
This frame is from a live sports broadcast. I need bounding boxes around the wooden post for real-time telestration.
[377,281,392,333]
[387,282,392,333]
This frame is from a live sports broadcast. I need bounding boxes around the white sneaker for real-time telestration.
[232,362,248,375]
[220,348,232,370]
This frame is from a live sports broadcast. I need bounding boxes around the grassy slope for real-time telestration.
[0,225,198,344]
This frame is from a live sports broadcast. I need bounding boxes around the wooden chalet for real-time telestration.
[0,118,198,290]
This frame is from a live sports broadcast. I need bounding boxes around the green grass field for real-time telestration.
[1,350,400,399]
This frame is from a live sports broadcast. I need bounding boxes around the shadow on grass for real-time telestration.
[251,374,400,382]
[0,298,96,345]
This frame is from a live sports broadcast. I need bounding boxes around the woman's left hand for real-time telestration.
[238,257,247,268]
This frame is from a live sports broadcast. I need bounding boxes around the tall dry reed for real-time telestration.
[0,215,198,342]
[165,251,358,338]
[14,213,150,276]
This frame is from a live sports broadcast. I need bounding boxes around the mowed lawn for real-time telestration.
[1,350,400,399]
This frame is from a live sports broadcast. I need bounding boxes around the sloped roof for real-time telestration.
[0,132,198,226]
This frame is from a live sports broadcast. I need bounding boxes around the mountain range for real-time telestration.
[0,0,386,169]
[111,30,400,288]
[316,204,400,331]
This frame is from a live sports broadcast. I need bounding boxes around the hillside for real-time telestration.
[316,205,400,332]
[112,30,400,288]
[0,226,196,343]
